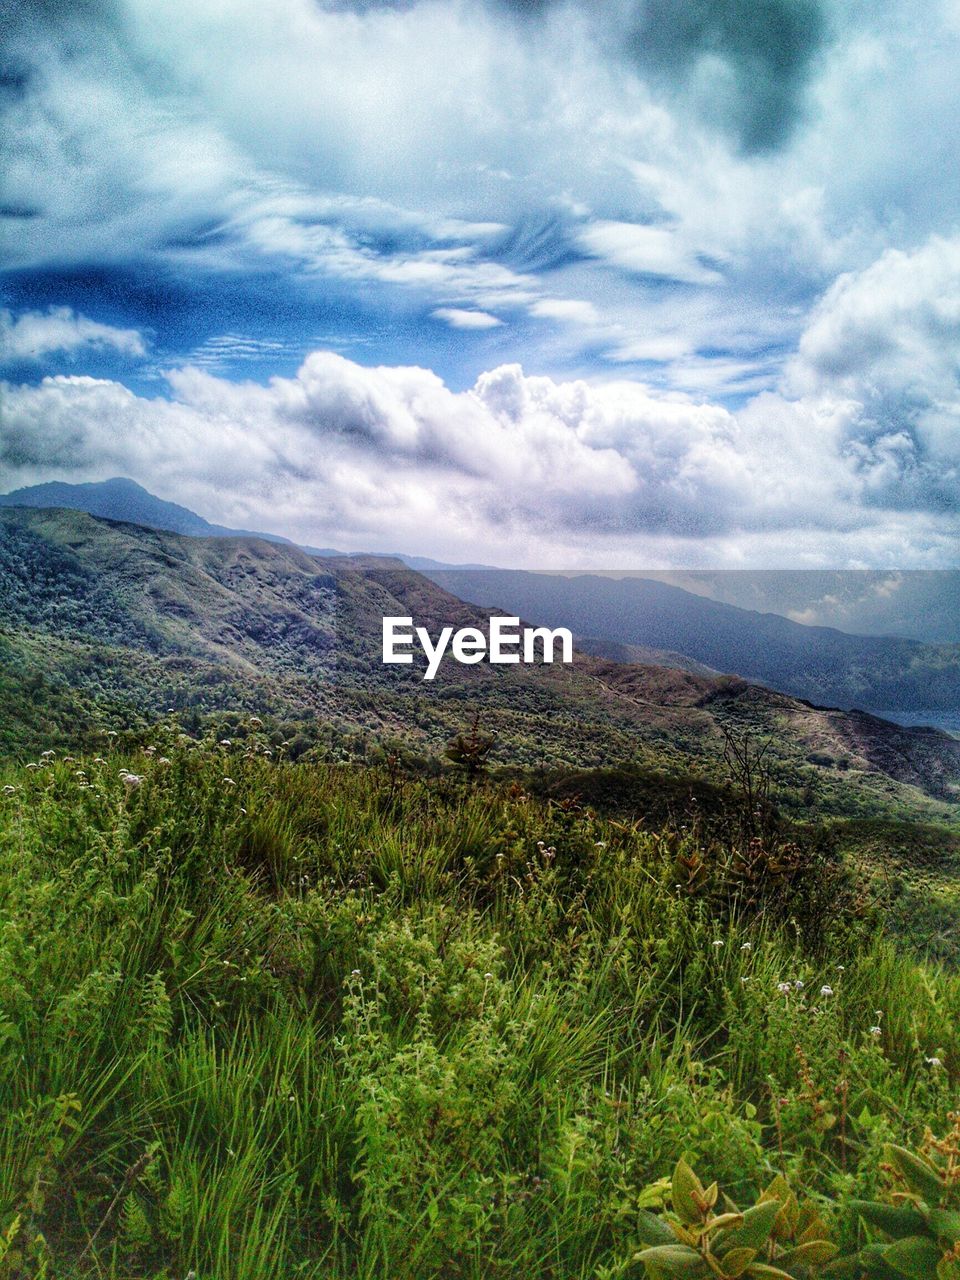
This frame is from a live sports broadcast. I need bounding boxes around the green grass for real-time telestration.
[0,728,959,1278]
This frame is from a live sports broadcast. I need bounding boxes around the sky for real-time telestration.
[2,0,960,567]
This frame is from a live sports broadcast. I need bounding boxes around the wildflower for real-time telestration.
[158,756,171,765]
[594,840,607,848]
[741,976,750,984]
[869,1026,882,1037]
[144,746,156,755]
[926,1056,943,1068]
[740,942,752,951]
[40,749,55,758]
[2,785,15,795]
[106,731,117,739]
[222,777,236,787]
[249,716,263,727]
[777,982,792,994]
[121,772,143,788]
[351,969,361,977]
[794,980,804,990]
[836,964,845,972]
[483,972,493,980]
[26,763,38,770]
[93,756,106,764]
[712,940,724,948]
[820,985,834,997]
[220,739,232,747]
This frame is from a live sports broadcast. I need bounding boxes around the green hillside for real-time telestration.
[1,743,960,1278]
[3,509,960,1276]
[1,506,959,829]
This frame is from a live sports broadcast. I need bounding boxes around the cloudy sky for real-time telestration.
[2,0,960,566]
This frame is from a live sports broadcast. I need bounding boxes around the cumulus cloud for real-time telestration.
[0,307,146,362]
[2,338,956,566]
[784,232,960,513]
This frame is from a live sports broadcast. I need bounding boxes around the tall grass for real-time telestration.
[0,732,957,1277]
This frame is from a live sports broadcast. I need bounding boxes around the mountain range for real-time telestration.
[1,503,958,827]
[2,478,958,727]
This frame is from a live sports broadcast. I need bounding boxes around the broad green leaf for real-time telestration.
[634,1243,708,1277]
[882,1234,943,1279]
[672,1159,706,1226]
[718,1200,780,1255]
[929,1207,960,1242]
[719,1246,756,1277]
[851,1200,929,1239]
[777,1239,839,1266]
[885,1145,945,1204]
[636,1209,679,1248]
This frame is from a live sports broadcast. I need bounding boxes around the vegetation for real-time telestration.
[1,723,960,1279]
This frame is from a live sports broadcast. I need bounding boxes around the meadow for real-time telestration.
[1,720,959,1278]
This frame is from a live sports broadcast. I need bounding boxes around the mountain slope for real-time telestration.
[6,480,957,725]
[1,506,958,823]
[0,477,345,555]
[427,569,960,724]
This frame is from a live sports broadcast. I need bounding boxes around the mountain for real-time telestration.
[426,569,960,727]
[0,478,492,567]
[0,477,348,555]
[4,480,958,727]
[1,505,958,824]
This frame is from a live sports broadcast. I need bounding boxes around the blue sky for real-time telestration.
[2,0,960,566]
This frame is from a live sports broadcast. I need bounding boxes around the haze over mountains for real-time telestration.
[1,478,958,730]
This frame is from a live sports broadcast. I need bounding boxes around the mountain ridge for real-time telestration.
[0,504,958,824]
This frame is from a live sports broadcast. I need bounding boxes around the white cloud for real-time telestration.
[579,222,724,286]
[783,231,960,511]
[431,308,504,330]
[2,340,957,566]
[0,308,146,362]
[529,299,600,325]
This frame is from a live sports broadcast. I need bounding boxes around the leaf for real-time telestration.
[929,1207,960,1242]
[672,1159,706,1226]
[708,1212,746,1235]
[885,1145,945,1204]
[719,1200,781,1255]
[882,1234,943,1279]
[777,1239,839,1266]
[720,1246,757,1277]
[636,1209,679,1248]
[634,1243,709,1277]
[854,1241,913,1280]
[851,1200,929,1240]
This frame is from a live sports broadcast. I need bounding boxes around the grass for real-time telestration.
[0,724,959,1278]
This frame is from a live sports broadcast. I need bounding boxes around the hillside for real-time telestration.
[6,480,959,725]
[428,568,960,725]
[1,506,959,826]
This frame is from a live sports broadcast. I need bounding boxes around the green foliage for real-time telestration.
[0,740,958,1276]
[849,1115,960,1278]
[632,1160,837,1278]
